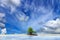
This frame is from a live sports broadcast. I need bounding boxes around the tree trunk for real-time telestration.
[29,32,32,35]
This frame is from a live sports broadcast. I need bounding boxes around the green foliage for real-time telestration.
[28,27,33,33]
[27,27,37,35]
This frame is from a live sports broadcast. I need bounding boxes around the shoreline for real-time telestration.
[0,34,60,36]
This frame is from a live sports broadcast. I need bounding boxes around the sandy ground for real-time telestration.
[38,34,60,36]
[0,34,60,36]
[0,34,28,36]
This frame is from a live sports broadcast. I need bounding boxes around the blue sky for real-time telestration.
[0,0,60,34]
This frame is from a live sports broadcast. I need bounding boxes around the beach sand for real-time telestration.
[0,34,60,36]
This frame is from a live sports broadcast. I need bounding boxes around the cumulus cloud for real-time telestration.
[45,18,60,28]
[44,18,60,33]
[1,28,6,34]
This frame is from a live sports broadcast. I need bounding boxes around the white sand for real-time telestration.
[0,34,60,36]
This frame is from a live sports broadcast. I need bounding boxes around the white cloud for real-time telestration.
[1,28,6,34]
[0,13,5,17]
[10,6,16,13]
[44,18,60,33]
[25,16,29,21]
[0,0,8,5]
[0,0,21,14]
[0,23,5,27]
[16,13,29,21]
[0,13,6,34]
[55,28,60,33]
[43,27,54,32]
[0,0,21,6]
[11,0,21,6]
[0,3,6,8]
[0,13,5,22]
[45,18,60,28]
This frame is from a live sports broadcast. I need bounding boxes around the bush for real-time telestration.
[28,27,36,35]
